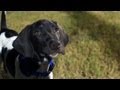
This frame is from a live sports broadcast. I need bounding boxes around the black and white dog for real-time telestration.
[0,11,69,79]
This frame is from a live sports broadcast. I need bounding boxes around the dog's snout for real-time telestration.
[49,40,60,50]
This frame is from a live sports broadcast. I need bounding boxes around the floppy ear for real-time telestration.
[59,30,69,47]
[52,21,69,46]
[13,25,35,58]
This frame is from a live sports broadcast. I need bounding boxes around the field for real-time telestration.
[1,11,120,79]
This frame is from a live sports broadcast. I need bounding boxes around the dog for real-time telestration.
[0,11,69,79]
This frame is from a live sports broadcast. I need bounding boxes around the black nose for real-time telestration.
[49,40,60,50]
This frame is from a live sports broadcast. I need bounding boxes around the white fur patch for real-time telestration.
[49,72,53,79]
[0,32,17,52]
[44,58,48,62]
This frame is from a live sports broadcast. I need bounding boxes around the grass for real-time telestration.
[1,11,120,79]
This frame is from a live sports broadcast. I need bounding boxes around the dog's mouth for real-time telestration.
[50,53,58,57]
[56,47,65,55]
[41,40,65,57]
[49,41,65,55]
[50,48,65,57]
[42,45,65,58]
[50,47,64,57]
[49,46,65,56]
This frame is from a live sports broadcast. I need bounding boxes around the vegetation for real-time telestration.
[1,11,120,79]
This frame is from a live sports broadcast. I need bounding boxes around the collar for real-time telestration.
[19,54,55,77]
[32,59,55,77]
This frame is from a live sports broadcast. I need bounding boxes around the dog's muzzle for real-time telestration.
[49,40,65,55]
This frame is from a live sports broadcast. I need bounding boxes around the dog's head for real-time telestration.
[13,19,69,58]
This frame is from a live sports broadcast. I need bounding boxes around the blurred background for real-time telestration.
[1,11,120,79]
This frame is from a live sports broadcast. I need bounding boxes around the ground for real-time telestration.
[1,11,120,79]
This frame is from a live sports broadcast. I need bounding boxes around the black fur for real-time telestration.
[13,19,69,59]
[5,49,19,77]
[1,11,7,30]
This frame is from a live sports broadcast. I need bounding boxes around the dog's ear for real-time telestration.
[13,25,35,58]
[52,21,69,46]
[59,29,69,47]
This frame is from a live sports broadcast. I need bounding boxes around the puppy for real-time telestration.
[0,11,69,79]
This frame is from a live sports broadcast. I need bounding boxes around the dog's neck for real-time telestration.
[37,52,52,62]
[18,53,54,77]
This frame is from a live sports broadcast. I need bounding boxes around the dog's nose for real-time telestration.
[49,40,60,50]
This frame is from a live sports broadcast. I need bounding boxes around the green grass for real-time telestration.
[1,11,120,79]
